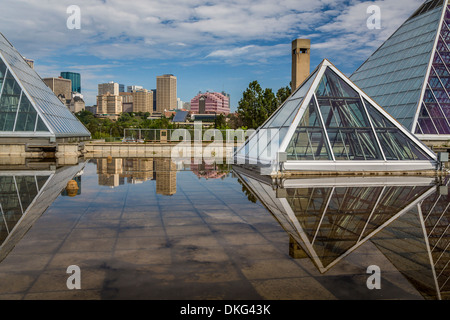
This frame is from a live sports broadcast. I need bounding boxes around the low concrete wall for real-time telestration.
[0,144,42,158]
[82,142,236,159]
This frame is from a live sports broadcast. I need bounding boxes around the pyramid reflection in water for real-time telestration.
[234,166,450,300]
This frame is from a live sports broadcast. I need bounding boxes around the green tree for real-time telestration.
[237,81,277,129]
[276,85,291,106]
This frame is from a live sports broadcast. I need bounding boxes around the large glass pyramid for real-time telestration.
[0,32,90,142]
[235,59,437,173]
[351,0,450,140]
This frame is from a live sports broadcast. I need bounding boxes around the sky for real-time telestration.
[0,0,425,111]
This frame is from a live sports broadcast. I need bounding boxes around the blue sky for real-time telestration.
[0,0,424,111]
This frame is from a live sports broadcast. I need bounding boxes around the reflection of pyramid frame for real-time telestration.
[0,163,85,261]
[233,165,438,274]
[235,59,437,173]
[351,0,450,140]
[0,33,90,142]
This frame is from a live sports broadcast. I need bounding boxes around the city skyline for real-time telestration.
[0,0,424,111]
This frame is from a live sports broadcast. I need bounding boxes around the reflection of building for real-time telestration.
[190,160,228,179]
[97,158,124,187]
[155,158,177,195]
[96,158,176,193]
[190,91,230,115]
[156,74,177,112]
[122,158,154,184]
[234,165,450,299]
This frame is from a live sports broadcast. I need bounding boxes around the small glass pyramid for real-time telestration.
[235,59,437,173]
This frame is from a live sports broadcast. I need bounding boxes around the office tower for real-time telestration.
[127,85,143,93]
[190,91,230,114]
[132,89,153,113]
[156,74,177,112]
[151,89,157,111]
[43,77,72,102]
[96,93,123,118]
[119,84,125,93]
[60,71,81,93]
[98,81,119,96]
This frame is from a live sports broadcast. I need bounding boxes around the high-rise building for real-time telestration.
[96,93,122,119]
[132,89,153,114]
[151,89,157,112]
[119,84,125,93]
[127,85,143,93]
[98,82,119,96]
[190,91,230,114]
[43,77,72,103]
[156,74,177,113]
[60,71,81,93]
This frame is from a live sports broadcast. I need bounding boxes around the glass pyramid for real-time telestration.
[351,0,450,139]
[235,59,437,173]
[0,32,90,141]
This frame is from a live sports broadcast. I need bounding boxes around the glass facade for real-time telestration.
[60,71,81,93]
[0,33,90,138]
[416,5,450,134]
[350,1,444,131]
[235,60,436,169]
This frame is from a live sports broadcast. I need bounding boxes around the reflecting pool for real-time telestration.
[0,158,448,300]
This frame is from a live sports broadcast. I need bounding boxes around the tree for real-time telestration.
[276,85,291,106]
[237,81,277,129]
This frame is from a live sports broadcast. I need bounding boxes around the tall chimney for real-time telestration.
[291,39,310,91]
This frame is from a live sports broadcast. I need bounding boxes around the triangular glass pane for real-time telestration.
[364,98,433,160]
[15,94,37,131]
[291,68,319,99]
[0,72,21,131]
[264,99,302,128]
[286,99,332,160]
[35,115,49,132]
[316,68,359,98]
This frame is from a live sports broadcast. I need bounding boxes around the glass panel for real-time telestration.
[35,116,49,132]
[264,99,302,128]
[291,69,318,99]
[364,98,432,160]
[0,72,21,131]
[316,68,359,98]
[350,4,443,130]
[286,100,332,160]
[316,74,383,160]
[15,94,37,131]
[0,58,7,90]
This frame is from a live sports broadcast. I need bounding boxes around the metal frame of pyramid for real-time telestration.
[351,0,450,141]
[0,32,90,143]
[235,59,437,174]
